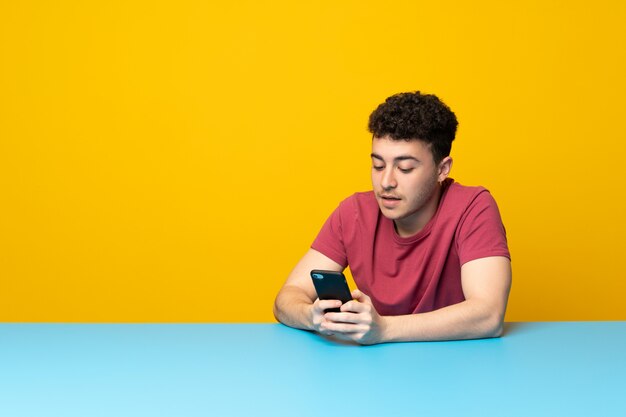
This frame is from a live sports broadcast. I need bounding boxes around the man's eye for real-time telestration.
[398,167,414,173]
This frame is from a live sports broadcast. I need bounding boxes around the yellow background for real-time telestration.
[1,1,625,322]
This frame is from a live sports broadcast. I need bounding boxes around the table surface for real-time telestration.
[1,322,625,417]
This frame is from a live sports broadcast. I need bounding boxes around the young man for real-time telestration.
[273,91,511,345]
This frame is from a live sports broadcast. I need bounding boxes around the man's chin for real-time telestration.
[378,205,403,220]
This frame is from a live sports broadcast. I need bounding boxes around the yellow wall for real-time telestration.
[1,1,625,322]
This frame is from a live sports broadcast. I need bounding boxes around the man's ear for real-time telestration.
[438,156,453,182]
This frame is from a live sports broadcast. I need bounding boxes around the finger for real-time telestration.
[324,311,363,324]
[322,321,367,334]
[316,299,342,312]
[340,300,371,314]
[351,289,372,304]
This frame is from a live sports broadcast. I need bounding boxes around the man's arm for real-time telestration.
[321,256,512,344]
[383,256,512,342]
[273,248,345,331]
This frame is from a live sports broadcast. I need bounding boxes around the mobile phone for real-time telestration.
[310,269,353,313]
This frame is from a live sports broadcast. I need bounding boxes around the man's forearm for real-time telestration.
[381,299,505,343]
[273,285,314,331]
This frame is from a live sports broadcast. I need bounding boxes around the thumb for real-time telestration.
[352,289,372,304]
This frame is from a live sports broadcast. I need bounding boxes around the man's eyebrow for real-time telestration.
[370,153,419,163]
[395,155,420,162]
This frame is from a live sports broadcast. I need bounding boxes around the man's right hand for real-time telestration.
[273,248,345,332]
[310,298,343,335]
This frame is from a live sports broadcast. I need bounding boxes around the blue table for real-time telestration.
[1,322,625,416]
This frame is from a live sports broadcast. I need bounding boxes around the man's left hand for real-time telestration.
[320,289,387,345]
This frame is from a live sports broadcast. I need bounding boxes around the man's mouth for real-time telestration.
[380,194,401,201]
[379,194,402,208]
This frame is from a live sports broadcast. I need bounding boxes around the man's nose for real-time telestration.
[381,167,397,190]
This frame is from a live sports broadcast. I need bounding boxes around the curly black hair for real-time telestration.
[368,91,458,164]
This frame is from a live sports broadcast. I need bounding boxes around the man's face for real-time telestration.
[371,136,450,233]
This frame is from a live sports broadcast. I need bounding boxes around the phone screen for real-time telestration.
[310,269,353,312]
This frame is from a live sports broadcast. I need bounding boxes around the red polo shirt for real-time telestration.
[311,179,510,316]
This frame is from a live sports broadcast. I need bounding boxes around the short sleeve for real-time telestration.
[456,190,510,266]
[311,202,349,268]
